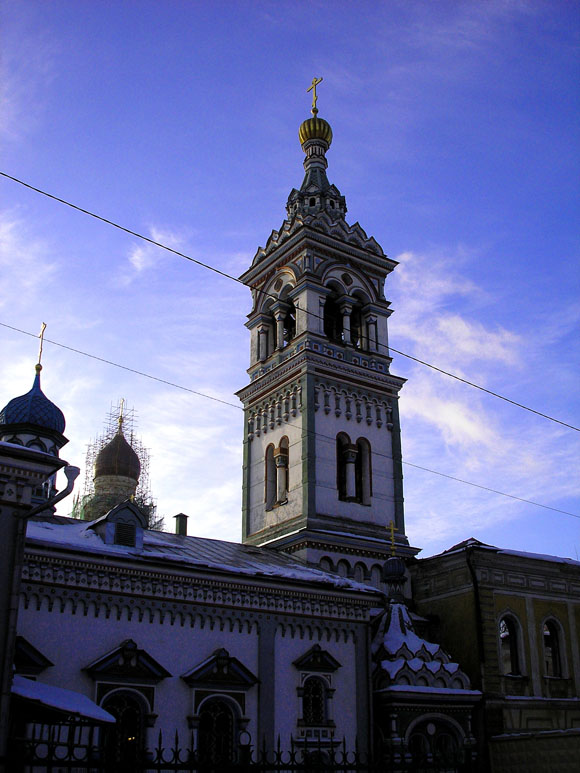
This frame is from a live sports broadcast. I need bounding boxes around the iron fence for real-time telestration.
[10,725,474,773]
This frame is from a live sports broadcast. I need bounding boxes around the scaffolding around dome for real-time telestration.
[71,399,160,529]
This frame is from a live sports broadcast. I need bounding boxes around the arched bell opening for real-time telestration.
[350,291,369,350]
[324,291,344,344]
[283,300,296,345]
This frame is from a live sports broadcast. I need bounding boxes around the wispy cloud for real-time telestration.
[122,226,187,282]
[0,212,58,309]
[386,244,579,554]
[391,249,521,371]
[0,10,57,143]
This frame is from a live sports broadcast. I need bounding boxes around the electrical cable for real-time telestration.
[0,321,241,410]
[1,170,578,433]
[1,320,578,521]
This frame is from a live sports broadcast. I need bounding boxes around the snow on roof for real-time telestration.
[374,603,441,659]
[12,675,115,723]
[373,602,474,691]
[25,517,381,594]
[377,685,481,697]
[440,538,580,566]
[497,548,580,566]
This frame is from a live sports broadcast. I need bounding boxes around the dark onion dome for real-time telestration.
[299,115,333,147]
[0,365,65,434]
[383,555,406,582]
[95,430,141,481]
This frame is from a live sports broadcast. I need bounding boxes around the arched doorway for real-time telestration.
[407,719,463,771]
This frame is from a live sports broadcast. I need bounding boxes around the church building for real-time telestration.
[0,88,578,772]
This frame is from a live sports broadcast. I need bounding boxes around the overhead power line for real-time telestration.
[0,321,240,410]
[1,170,578,433]
[1,320,578,521]
[402,461,579,519]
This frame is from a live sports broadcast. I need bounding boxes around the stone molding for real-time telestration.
[412,554,580,600]
[241,347,403,402]
[314,381,393,429]
[246,383,302,439]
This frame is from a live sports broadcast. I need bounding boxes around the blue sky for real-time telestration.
[1,0,578,558]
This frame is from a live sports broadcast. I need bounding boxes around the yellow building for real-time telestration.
[410,538,580,771]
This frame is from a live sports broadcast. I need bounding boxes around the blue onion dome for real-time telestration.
[0,365,66,434]
[95,429,141,481]
[299,114,333,147]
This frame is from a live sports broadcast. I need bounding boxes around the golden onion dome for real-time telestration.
[299,115,333,147]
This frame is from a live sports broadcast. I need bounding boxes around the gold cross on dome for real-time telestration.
[307,76,323,114]
[37,322,47,368]
[388,520,398,556]
[118,398,125,432]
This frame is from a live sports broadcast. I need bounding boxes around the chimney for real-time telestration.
[173,513,188,537]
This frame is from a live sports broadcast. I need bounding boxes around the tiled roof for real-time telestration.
[0,370,65,434]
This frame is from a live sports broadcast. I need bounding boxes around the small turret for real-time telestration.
[0,330,68,509]
[286,76,347,220]
[0,365,66,436]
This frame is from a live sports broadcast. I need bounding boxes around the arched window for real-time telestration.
[408,732,429,765]
[197,697,236,765]
[324,294,343,344]
[355,438,372,504]
[499,616,521,675]
[27,439,47,452]
[433,732,460,766]
[302,677,326,725]
[101,690,146,767]
[265,444,276,510]
[336,433,350,500]
[353,562,367,582]
[336,559,350,578]
[543,620,562,677]
[277,436,289,501]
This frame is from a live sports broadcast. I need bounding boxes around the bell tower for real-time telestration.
[237,84,415,580]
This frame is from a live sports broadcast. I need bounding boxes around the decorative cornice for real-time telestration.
[21,551,378,623]
[239,347,404,404]
[253,212,386,266]
[241,218,397,290]
[279,539,414,562]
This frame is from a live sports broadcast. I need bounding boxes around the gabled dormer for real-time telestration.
[87,499,147,549]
